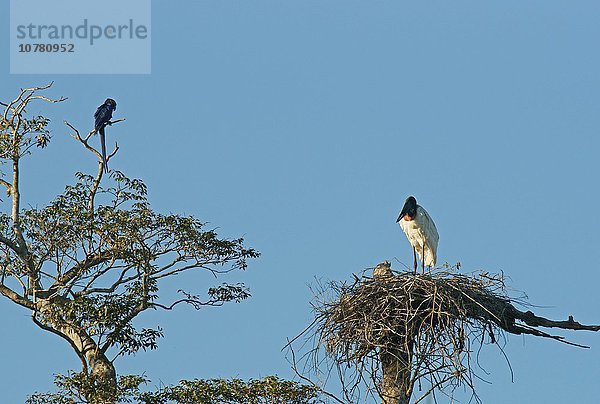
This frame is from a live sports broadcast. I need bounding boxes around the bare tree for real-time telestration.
[289,261,600,403]
[0,84,258,403]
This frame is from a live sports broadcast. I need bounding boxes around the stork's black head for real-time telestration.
[104,98,117,111]
[397,196,417,223]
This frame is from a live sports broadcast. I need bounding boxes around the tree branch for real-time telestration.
[501,308,600,348]
[43,253,112,298]
[0,233,22,256]
[0,179,11,192]
[0,284,34,309]
[31,311,89,373]
[515,309,600,331]
[65,119,125,162]
[100,301,149,354]
[286,340,345,404]
[64,119,125,211]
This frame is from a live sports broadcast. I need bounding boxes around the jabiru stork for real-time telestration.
[396,196,439,273]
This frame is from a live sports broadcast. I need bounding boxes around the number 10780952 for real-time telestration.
[18,43,75,52]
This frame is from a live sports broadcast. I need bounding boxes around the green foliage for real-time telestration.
[28,374,322,404]
[0,114,51,159]
[138,376,322,404]
[27,373,148,404]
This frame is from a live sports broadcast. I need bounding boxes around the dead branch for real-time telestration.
[64,119,125,163]
[64,119,126,211]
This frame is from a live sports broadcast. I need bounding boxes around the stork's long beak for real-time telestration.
[397,198,413,223]
[396,212,405,223]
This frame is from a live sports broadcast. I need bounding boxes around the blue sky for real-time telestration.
[2,1,600,402]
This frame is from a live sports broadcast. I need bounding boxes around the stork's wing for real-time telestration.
[417,207,438,245]
[415,206,439,265]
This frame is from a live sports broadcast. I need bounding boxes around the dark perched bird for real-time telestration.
[396,196,439,273]
[94,98,117,173]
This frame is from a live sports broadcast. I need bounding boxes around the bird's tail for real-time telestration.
[423,248,436,268]
[100,127,108,173]
[415,245,436,268]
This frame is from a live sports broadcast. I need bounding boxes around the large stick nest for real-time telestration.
[294,262,599,403]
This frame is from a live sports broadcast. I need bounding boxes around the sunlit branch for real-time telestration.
[32,311,88,373]
[0,283,33,309]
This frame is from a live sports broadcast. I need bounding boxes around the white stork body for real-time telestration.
[397,196,439,271]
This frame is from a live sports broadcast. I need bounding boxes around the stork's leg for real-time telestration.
[422,245,425,274]
[413,247,417,274]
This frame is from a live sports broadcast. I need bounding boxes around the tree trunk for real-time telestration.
[373,264,415,404]
[87,351,118,403]
[379,344,412,404]
[37,299,118,403]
